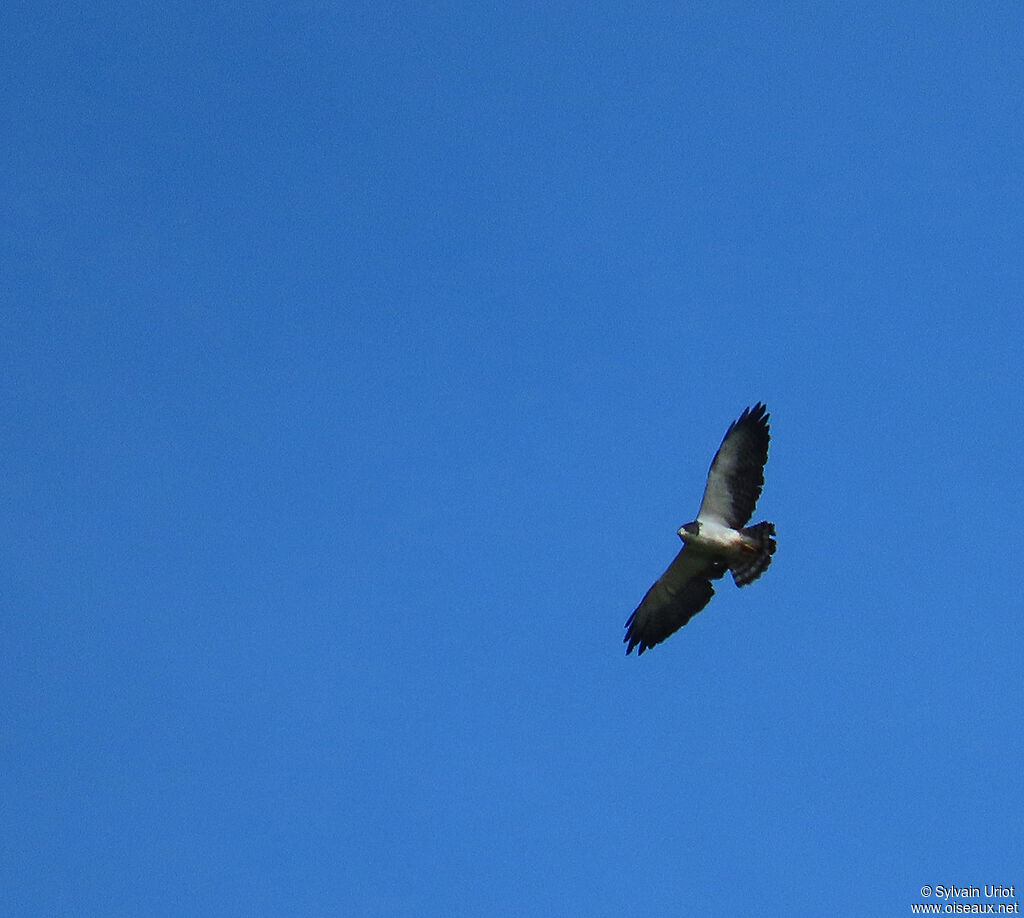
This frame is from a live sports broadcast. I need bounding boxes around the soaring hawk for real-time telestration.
[624,403,776,654]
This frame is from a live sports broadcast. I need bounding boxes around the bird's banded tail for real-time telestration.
[731,522,776,587]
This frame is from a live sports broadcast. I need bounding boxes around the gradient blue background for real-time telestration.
[4,2,1022,915]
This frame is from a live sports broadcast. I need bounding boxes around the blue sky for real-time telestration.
[4,2,1023,915]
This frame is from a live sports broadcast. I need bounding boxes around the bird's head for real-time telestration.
[677,521,700,542]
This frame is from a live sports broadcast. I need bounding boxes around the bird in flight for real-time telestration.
[624,403,776,654]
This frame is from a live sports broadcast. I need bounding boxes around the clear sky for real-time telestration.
[4,2,1023,916]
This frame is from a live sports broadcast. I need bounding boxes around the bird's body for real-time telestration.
[624,403,776,655]
[679,518,757,556]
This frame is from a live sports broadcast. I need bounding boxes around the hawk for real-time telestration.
[624,403,776,654]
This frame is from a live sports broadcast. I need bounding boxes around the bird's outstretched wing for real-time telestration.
[624,549,727,654]
[696,403,770,528]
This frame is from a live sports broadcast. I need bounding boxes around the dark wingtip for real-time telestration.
[746,401,769,421]
[623,633,645,655]
[623,613,649,655]
[737,402,770,434]
[723,403,770,441]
